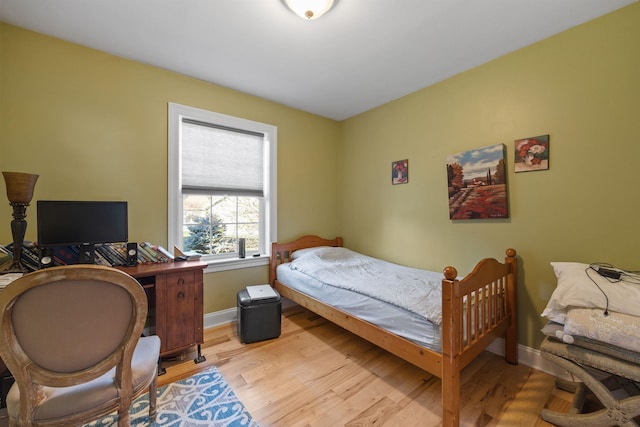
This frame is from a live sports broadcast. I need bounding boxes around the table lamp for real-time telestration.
[2,171,39,274]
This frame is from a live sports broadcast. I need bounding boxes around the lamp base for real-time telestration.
[0,261,29,275]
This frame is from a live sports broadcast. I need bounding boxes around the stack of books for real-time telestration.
[0,245,12,270]
[173,246,202,261]
[0,273,23,290]
[96,242,174,266]
[1,242,41,271]
[0,241,180,270]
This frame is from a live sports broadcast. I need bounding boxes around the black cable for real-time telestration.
[585,264,614,316]
[589,261,613,270]
[583,262,640,316]
[589,262,640,285]
[620,271,640,285]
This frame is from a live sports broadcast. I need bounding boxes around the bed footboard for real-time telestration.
[440,248,518,426]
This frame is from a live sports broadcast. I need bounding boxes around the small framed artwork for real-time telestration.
[392,159,408,184]
[446,144,508,220]
[515,135,549,172]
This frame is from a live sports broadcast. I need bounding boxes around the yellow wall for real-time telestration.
[340,2,640,347]
[2,2,639,348]
[0,23,341,313]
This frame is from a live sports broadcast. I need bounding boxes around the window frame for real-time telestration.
[168,102,277,272]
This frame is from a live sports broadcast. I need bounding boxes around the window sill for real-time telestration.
[202,255,269,273]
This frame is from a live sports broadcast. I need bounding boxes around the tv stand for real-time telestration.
[117,261,207,375]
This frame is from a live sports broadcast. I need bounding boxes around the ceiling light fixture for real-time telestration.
[283,0,336,20]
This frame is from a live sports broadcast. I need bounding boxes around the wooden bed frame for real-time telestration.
[269,235,518,427]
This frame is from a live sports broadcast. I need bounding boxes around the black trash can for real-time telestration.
[237,285,281,344]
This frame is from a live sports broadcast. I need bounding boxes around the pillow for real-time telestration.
[292,246,355,262]
[541,262,640,323]
[290,246,333,260]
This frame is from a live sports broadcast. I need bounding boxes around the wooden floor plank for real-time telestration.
[159,305,574,426]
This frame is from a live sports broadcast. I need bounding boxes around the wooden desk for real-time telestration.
[0,261,207,405]
[117,260,207,374]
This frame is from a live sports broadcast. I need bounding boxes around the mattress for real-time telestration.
[276,262,442,351]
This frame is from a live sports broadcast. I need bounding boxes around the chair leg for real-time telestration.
[541,350,640,427]
[149,370,158,422]
[117,406,131,427]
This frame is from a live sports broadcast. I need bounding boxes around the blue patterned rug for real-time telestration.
[84,367,259,427]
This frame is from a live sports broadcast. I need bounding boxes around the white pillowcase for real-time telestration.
[541,262,640,324]
[290,246,332,260]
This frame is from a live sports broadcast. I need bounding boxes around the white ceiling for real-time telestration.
[0,0,635,120]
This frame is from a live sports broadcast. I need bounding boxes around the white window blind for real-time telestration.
[181,119,264,196]
[168,102,277,270]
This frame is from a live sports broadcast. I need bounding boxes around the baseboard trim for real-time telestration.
[204,307,236,329]
[486,337,571,380]
[203,306,570,380]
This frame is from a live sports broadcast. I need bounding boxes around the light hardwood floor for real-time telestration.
[159,305,575,427]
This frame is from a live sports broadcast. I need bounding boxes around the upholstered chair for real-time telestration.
[0,265,160,426]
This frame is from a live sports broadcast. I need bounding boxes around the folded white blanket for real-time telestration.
[563,308,640,353]
[289,247,444,325]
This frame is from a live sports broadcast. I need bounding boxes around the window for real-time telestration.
[168,103,277,270]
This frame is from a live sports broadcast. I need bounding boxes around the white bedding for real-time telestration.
[563,308,640,353]
[276,263,442,351]
[288,246,444,325]
[541,262,640,351]
[541,262,640,323]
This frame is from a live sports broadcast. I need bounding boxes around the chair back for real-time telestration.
[0,265,147,399]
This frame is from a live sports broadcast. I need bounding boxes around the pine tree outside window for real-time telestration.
[168,103,277,270]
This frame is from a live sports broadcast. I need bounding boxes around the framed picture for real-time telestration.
[392,159,408,184]
[446,144,508,220]
[515,135,549,172]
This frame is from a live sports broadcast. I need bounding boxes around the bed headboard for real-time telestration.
[269,235,343,286]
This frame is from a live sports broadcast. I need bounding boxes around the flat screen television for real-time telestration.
[37,200,128,263]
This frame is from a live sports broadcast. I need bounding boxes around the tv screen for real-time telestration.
[37,201,128,247]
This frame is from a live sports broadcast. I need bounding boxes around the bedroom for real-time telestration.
[0,0,639,424]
